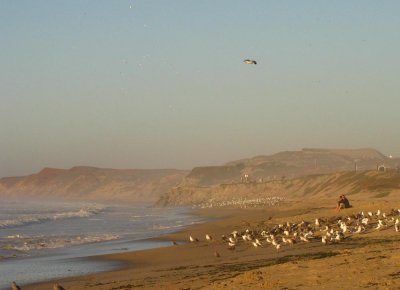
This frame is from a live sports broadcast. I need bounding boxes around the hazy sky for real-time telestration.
[1,1,400,177]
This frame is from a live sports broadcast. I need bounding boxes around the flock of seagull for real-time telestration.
[10,208,399,289]
[188,208,400,255]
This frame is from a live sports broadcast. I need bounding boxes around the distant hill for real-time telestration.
[183,148,399,186]
[1,148,398,204]
[0,166,188,203]
[157,170,400,207]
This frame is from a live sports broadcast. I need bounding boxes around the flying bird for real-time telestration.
[243,59,257,65]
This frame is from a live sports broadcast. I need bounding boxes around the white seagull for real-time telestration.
[189,235,198,242]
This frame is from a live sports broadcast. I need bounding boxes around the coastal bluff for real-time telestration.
[158,148,400,207]
[157,170,400,207]
[0,166,188,203]
[183,148,395,186]
[1,148,398,204]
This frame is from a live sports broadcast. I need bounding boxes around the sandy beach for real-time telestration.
[21,195,400,290]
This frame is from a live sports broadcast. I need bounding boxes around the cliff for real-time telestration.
[157,170,400,207]
[183,148,398,186]
[0,166,188,203]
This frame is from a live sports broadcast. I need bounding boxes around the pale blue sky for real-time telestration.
[1,1,400,177]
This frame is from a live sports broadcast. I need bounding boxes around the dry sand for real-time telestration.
[25,196,400,290]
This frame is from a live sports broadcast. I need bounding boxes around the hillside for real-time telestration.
[0,166,188,203]
[184,148,398,186]
[157,170,400,207]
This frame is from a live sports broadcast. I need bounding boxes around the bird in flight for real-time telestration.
[243,59,257,65]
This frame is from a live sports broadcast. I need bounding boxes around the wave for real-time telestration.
[0,205,105,229]
[151,224,184,230]
[0,233,120,252]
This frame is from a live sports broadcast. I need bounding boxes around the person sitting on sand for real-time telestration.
[336,195,351,211]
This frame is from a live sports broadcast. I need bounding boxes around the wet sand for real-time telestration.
[25,196,400,290]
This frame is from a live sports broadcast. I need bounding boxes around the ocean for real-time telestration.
[0,199,202,289]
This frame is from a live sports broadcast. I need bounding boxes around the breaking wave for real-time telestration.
[1,233,120,252]
[0,205,105,229]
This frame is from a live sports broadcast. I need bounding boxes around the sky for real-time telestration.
[1,1,400,177]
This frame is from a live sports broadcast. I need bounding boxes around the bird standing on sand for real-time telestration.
[243,59,257,65]
[206,234,213,241]
[53,284,67,290]
[11,281,21,290]
[189,235,198,242]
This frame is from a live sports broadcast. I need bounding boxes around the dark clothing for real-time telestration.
[340,197,351,208]
[337,196,351,210]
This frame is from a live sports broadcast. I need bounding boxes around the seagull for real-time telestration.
[300,236,309,242]
[171,241,178,246]
[335,231,344,241]
[354,225,363,234]
[11,281,21,290]
[228,237,236,244]
[286,238,295,245]
[53,284,67,290]
[206,234,213,241]
[189,235,198,242]
[243,59,257,65]
[375,220,385,230]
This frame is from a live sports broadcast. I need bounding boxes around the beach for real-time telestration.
[23,195,400,290]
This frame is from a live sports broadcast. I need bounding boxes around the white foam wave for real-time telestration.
[0,205,105,229]
[151,224,184,230]
[1,233,120,252]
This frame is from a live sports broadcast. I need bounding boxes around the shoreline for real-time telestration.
[22,196,400,289]
[0,205,203,290]
[22,199,305,289]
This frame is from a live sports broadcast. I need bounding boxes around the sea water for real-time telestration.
[0,199,202,289]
